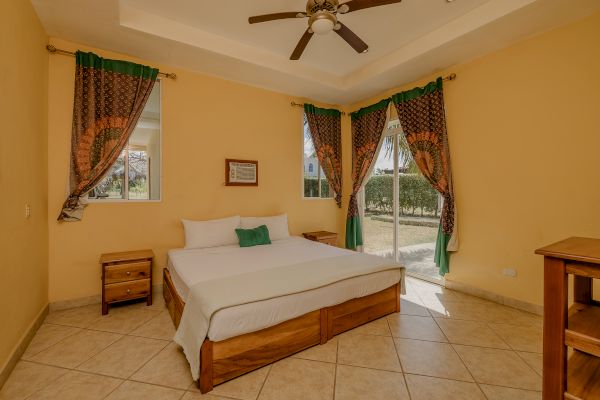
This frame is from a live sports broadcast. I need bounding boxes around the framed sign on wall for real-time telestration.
[225,159,258,186]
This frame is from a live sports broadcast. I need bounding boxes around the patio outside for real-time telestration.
[362,172,442,283]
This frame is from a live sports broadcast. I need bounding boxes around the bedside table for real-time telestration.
[303,231,338,247]
[100,249,154,315]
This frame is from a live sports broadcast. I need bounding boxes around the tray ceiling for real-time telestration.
[32,0,600,104]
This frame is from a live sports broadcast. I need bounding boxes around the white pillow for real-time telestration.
[181,215,241,249]
[240,214,290,241]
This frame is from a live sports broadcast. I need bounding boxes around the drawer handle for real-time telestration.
[126,271,131,276]
[126,289,131,294]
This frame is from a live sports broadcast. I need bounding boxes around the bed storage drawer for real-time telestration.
[105,261,151,284]
[104,278,151,302]
[326,283,398,338]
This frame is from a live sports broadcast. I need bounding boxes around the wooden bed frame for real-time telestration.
[163,268,400,394]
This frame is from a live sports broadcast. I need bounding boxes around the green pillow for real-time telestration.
[235,225,272,247]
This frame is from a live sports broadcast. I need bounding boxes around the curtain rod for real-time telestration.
[291,73,456,116]
[290,102,347,115]
[46,45,177,80]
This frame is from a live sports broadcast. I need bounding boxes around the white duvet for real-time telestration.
[169,237,405,380]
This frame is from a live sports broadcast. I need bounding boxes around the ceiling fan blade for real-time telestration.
[334,22,368,54]
[248,12,305,24]
[290,28,314,60]
[339,0,402,13]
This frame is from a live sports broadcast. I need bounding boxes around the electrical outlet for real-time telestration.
[25,204,31,219]
[502,268,517,278]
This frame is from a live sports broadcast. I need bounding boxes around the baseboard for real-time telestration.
[0,303,49,390]
[49,283,163,312]
[445,280,543,316]
[49,293,100,312]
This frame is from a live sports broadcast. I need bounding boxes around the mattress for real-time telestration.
[167,236,402,341]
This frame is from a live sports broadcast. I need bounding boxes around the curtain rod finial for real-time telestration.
[46,44,57,53]
[447,73,456,81]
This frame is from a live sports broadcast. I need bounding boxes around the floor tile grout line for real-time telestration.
[21,358,198,397]
[19,363,72,400]
[255,364,272,400]
[126,377,192,393]
[43,319,176,342]
[100,378,127,400]
[388,317,412,400]
[483,320,520,352]
[71,333,131,371]
[445,331,489,399]
[121,339,171,380]
[22,338,170,384]
[449,343,542,392]
[332,361,338,400]
[514,351,543,378]
[431,318,515,350]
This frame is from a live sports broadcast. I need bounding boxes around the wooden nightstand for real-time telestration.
[303,231,338,247]
[100,249,154,315]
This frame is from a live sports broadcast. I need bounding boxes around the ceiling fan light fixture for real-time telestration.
[309,12,337,35]
[311,18,335,34]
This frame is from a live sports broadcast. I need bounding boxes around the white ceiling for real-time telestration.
[32,0,600,104]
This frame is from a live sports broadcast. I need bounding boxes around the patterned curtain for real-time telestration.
[392,77,457,275]
[303,104,342,207]
[58,51,158,221]
[346,99,391,250]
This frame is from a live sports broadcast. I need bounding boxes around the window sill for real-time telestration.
[302,197,335,201]
[87,199,162,203]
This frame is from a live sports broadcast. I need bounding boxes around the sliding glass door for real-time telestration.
[362,119,443,283]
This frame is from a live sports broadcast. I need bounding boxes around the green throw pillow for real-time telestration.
[235,225,272,247]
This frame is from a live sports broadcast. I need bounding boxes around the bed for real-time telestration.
[163,236,405,393]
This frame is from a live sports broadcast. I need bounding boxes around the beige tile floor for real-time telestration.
[1,277,544,400]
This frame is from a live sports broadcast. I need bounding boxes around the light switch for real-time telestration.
[25,204,31,218]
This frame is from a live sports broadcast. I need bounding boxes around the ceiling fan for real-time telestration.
[248,0,402,60]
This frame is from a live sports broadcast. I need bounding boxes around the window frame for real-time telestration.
[301,112,334,201]
[87,80,162,203]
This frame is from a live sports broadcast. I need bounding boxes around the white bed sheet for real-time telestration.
[167,236,402,341]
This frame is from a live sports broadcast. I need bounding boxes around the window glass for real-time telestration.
[89,82,161,201]
[303,114,333,199]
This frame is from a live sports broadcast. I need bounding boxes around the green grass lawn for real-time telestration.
[362,217,438,254]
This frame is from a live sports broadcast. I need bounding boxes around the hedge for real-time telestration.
[304,178,332,198]
[364,174,439,217]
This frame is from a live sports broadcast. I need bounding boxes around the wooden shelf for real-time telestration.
[567,302,600,357]
[566,262,600,279]
[565,350,600,400]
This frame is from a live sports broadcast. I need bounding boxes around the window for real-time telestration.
[303,114,333,199]
[89,82,161,201]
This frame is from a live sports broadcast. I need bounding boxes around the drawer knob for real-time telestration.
[126,271,131,276]
[126,289,131,294]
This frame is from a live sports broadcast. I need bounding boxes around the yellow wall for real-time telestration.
[0,0,49,370]
[342,12,600,306]
[46,12,600,306]
[47,38,341,303]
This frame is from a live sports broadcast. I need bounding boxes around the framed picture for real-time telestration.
[225,159,258,186]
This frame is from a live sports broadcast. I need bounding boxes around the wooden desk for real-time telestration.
[535,237,600,400]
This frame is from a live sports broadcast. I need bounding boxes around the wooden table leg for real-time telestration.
[573,275,593,304]
[543,257,568,399]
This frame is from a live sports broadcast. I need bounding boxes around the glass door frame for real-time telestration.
[362,119,444,285]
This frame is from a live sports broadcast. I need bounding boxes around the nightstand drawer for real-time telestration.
[105,279,150,302]
[105,261,151,284]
